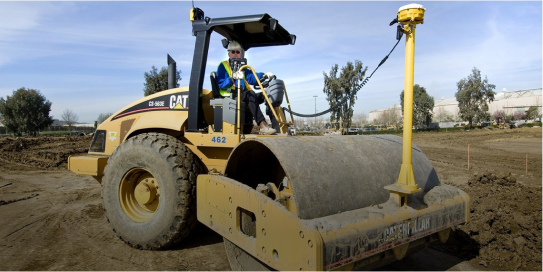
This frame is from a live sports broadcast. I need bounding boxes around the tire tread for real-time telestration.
[102,132,201,250]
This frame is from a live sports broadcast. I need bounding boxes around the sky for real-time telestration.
[0,1,541,123]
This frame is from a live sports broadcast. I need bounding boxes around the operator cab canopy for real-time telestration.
[191,9,296,50]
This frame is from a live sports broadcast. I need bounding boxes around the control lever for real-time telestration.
[254,75,276,90]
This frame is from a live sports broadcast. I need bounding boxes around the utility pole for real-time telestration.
[313,95,318,126]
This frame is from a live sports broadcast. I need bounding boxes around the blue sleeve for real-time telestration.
[245,68,264,85]
[217,63,232,89]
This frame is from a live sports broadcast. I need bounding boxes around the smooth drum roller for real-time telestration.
[224,135,440,219]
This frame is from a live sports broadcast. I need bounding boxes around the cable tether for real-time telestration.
[283,35,403,118]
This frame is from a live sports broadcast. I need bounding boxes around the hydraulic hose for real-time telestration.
[283,36,403,118]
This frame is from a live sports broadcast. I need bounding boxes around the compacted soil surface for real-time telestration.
[413,127,542,271]
[0,127,541,271]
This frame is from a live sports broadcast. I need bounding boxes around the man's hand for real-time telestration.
[232,71,244,80]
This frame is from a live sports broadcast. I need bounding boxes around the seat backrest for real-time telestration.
[210,72,222,98]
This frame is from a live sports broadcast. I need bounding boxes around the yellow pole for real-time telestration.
[236,79,241,141]
[385,4,425,201]
[396,23,418,192]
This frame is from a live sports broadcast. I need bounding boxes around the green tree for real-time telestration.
[0,114,4,134]
[400,84,435,128]
[143,66,181,96]
[455,67,496,128]
[0,87,54,136]
[323,60,367,129]
[525,106,539,120]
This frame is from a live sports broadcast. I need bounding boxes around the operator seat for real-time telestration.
[209,72,223,98]
[209,72,251,133]
[209,71,263,134]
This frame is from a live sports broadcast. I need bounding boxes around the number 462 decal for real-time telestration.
[211,136,226,143]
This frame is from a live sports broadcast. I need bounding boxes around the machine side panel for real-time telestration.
[309,185,469,270]
[196,175,323,271]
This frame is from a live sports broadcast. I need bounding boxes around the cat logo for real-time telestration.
[169,94,189,109]
[108,131,117,142]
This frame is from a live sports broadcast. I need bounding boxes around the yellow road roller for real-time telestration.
[68,3,469,270]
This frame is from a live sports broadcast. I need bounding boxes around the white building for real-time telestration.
[368,105,402,123]
[490,88,542,116]
[370,88,542,124]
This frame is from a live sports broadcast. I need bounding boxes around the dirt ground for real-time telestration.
[413,127,542,271]
[0,127,541,271]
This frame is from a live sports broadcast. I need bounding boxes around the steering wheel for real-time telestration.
[254,75,277,90]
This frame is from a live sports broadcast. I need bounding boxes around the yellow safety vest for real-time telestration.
[220,60,252,97]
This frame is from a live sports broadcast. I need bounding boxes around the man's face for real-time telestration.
[228,50,241,59]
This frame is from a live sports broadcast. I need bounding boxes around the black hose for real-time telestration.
[283,37,403,118]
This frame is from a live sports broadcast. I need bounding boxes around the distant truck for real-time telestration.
[348,128,360,133]
[288,127,296,136]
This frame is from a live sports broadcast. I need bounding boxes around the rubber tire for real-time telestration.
[102,132,201,250]
[224,238,273,271]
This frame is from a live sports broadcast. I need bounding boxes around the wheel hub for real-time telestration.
[119,169,160,222]
[135,178,158,205]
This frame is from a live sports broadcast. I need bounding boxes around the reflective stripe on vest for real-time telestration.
[220,60,252,96]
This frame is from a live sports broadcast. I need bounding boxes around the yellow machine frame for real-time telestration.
[69,68,295,180]
[68,3,471,271]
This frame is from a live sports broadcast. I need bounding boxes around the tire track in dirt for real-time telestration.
[0,193,39,207]
[0,183,13,189]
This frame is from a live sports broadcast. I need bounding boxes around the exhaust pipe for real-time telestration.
[167,54,176,89]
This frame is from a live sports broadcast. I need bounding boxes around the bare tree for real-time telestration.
[374,114,383,126]
[307,116,317,127]
[62,109,79,132]
[514,111,526,121]
[97,112,113,124]
[536,97,542,119]
[293,117,304,128]
[352,112,368,127]
[316,115,325,127]
[381,107,400,126]
[434,107,455,122]
[492,109,506,122]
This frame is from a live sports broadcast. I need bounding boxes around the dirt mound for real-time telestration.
[0,136,90,169]
[438,172,542,271]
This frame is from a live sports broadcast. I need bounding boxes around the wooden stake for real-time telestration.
[526,153,528,175]
[468,143,470,170]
